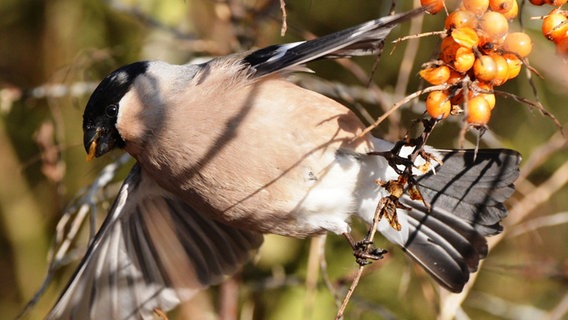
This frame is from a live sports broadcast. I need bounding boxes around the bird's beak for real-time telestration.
[85,128,101,161]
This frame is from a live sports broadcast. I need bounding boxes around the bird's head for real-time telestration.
[83,61,149,160]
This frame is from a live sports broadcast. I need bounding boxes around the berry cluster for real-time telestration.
[419,0,531,126]
[536,3,568,55]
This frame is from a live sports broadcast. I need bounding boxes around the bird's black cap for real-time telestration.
[83,61,149,159]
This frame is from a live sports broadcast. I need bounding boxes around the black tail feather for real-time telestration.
[399,149,520,292]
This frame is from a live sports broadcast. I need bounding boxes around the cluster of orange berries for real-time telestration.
[531,0,568,55]
[418,0,531,126]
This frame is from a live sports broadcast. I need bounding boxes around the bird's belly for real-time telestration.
[147,150,364,238]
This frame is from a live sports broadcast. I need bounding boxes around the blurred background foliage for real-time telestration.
[1,0,567,319]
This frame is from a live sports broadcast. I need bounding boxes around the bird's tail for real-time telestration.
[243,7,426,78]
[369,140,520,292]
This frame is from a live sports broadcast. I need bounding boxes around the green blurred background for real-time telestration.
[1,0,567,319]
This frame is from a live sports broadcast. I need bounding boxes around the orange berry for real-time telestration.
[463,0,489,15]
[503,53,522,79]
[420,65,451,85]
[502,0,518,20]
[452,27,480,48]
[490,54,509,86]
[473,82,496,109]
[530,0,545,4]
[440,37,461,63]
[426,90,452,119]
[478,11,509,44]
[448,70,464,84]
[454,47,476,72]
[556,37,568,55]
[481,93,496,109]
[503,32,533,57]
[421,0,445,14]
[445,10,478,30]
[466,96,492,125]
[547,0,568,6]
[473,55,498,81]
[489,0,514,13]
[542,11,568,43]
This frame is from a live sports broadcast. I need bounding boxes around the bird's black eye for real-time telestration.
[105,104,118,118]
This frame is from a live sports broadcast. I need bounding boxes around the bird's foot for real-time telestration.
[351,239,387,266]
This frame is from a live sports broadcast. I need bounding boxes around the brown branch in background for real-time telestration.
[517,129,568,182]
[493,90,563,132]
[333,59,396,130]
[304,235,326,318]
[390,6,424,138]
[219,277,240,320]
[508,211,568,238]
[279,0,287,36]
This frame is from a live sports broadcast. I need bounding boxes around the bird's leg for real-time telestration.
[343,195,394,266]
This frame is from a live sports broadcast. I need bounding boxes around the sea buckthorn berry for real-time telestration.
[452,27,479,48]
[448,70,463,84]
[481,93,496,109]
[542,11,568,43]
[503,53,522,79]
[473,82,496,109]
[440,37,461,63]
[421,0,445,14]
[556,37,568,55]
[489,0,514,13]
[478,11,509,43]
[454,47,476,72]
[466,96,492,125]
[490,54,509,86]
[473,55,498,81]
[426,90,452,119]
[502,0,518,20]
[503,32,533,57]
[445,10,478,30]
[529,0,545,4]
[420,65,451,85]
[463,0,489,15]
[547,0,568,6]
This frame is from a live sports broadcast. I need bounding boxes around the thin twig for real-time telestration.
[336,198,387,319]
[508,211,568,238]
[354,84,451,141]
[279,0,287,36]
[335,265,365,320]
[493,89,563,132]
[391,30,446,46]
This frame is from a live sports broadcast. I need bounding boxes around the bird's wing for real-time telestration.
[242,7,425,77]
[382,149,520,292]
[47,163,263,320]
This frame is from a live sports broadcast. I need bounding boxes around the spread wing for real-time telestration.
[243,7,425,78]
[48,164,263,320]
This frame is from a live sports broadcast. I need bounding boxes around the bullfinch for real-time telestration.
[48,7,520,319]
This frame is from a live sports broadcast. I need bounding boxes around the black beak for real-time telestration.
[84,127,118,161]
